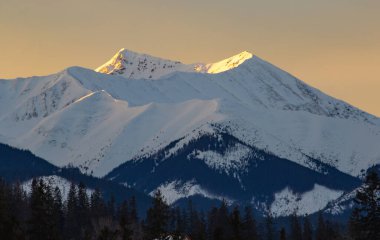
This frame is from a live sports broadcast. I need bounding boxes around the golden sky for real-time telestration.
[0,0,379,116]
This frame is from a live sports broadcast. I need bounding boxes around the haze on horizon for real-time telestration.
[0,0,379,116]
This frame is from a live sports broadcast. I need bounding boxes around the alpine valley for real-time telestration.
[1,49,379,218]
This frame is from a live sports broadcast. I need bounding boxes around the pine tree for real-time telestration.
[303,215,312,240]
[10,181,28,230]
[290,212,302,240]
[168,208,177,236]
[144,190,170,240]
[230,206,243,240]
[265,210,275,240]
[220,200,233,240]
[0,179,14,239]
[181,208,189,236]
[349,171,380,240]
[78,182,91,238]
[316,212,326,240]
[65,182,79,240]
[241,206,258,240]
[119,200,132,240]
[127,196,141,240]
[28,179,58,240]
[186,199,194,235]
[52,187,64,239]
[91,188,106,220]
[174,207,185,237]
[193,211,207,240]
[207,206,219,240]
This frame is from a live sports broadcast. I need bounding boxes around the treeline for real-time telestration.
[0,171,379,240]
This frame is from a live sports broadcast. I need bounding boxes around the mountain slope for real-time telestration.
[0,143,152,214]
[0,49,379,216]
[105,131,361,216]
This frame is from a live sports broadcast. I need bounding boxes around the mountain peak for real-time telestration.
[199,51,253,74]
[95,49,254,80]
[95,48,192,80]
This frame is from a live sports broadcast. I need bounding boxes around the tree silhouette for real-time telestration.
[349,171,380,240]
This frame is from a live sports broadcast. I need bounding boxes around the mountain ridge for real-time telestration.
[95,48,254,80]
[0,48,379,216]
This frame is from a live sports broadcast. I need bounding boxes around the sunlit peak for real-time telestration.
[196,51,253,74]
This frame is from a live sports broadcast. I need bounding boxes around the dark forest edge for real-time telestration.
[0,142,152,215]
[0,171,379,240]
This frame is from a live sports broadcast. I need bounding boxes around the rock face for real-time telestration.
[0,49,379,216]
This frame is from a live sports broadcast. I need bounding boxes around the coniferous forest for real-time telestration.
[0,171,379,240]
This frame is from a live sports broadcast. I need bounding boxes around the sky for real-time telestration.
[0,0,379,116]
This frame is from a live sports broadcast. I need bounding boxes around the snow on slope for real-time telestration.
[22,175,93,200]
[195,51,253,74]
[324,188,358,215]
[96,48,196,80]
[270,184,344,217]
[0,50,379,179]
[95,49,252,79]
[188,143,252,175]
[151,180,234,205]
[0,69,223,176]
[80,57,380,176]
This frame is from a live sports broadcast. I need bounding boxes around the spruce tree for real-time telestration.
[65,182,79,240]
[144,190,170,240]
[217,200,233,240]
[207,206,219,240]
[10,182,28,230]
[241,206,258,240]
[52,187,64,238]
[303,215,312,240]
[316,212,326,240]
[290,212,302,240]
[230,206,243,240]
[91,188,106,220]
[77,182,91,236]
[119,200,132,240]
[0,179,13,239]
[349,171,380,240]
[174,207,185,237]
[186,199,195,236]
[28,179,57,240]
[265,210,275,240]
[193,211,207,240]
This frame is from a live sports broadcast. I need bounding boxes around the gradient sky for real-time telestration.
[0,0,379,116]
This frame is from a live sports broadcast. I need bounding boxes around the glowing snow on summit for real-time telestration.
[96,48,253,80]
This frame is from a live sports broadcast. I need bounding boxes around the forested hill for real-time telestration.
[0,143,151,212]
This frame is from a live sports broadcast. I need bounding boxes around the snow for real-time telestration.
[22,175,93,200]
[95,48,253,80]
[324,187,359,215]
[197,51,253,74]
[270,184,344,217]
[0,50,379,179]
[151,180,234,205]
[188,143,253,175]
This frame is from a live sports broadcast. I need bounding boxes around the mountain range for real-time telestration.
[1,48,379,217]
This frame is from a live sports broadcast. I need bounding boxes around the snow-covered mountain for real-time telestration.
[95,48,253,79]
[0,49,379,216]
